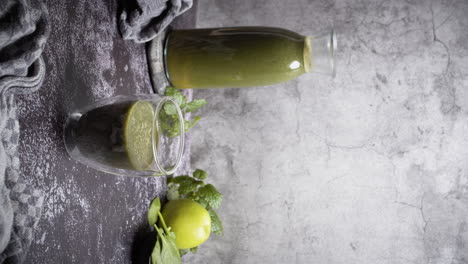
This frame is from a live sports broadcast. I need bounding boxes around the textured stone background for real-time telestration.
[187,0,468,263]
[13,0,468,263]
[16,1,196,263]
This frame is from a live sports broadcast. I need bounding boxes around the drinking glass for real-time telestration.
[63,94,185,177]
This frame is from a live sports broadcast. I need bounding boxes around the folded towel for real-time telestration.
[0,0,49,263]
[119,0,192,43]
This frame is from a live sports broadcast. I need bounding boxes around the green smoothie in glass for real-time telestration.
[64,95,185,176]
[71,101,157,171]
[164,27,336,89]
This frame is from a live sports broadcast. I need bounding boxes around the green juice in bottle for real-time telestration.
[164,27,335,89]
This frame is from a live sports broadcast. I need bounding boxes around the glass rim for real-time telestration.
[162,29,174,88]
[153,96,185,175]
[329,29,337,78]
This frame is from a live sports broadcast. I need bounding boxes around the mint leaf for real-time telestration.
[184,116,200,133]
[154,225,181,264]
[164,86,179,97]
[185,99,207,113]
[185,191,198,201]
[151,211,181,264]
[178,246,198,257]
[150,209,181,264]
[178,249,189,256]
[193,169,207,180]
[179,180,203,196]
[169,119,183,137]
[209,209,223,236]
[151,238,163,264]
[148,197,161,227]
[167,183,180,201]
[164,86,186,107]
[161,168,224,253]
[198,184,223,210]
[162,231,180,264]
[169,176,203,196]
[159,111,179,137]
[152,226,180,264]
[196,197,209,209]
[169,175,192,184]
[162,86,206,137]
[164,103,178,115]
[161,116,199,138]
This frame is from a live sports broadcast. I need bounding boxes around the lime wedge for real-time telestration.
[124,101,155,171]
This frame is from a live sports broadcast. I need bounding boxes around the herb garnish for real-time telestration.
[161,86,206,137]
[148,197,182,264]
[168,169,224,238]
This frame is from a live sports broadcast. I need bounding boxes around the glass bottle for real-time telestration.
[163,27,336,89]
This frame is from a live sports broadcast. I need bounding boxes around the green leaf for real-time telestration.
[193,169,207,180]
[209,209,223,236]
[169,175,192,184]
[167,183,180,201]
[189,247,198,253]
[178,247,197,257]
[184,116,200,133]
[198,184,223,210]
[159,111,179,137]
[159,169,224,258]
[148,197,161,227]
[163,231,181,264]
[153,222,181,264]
[164,103,178,115]
[179,249,189,256]
[185,191,198,201]
[169,176,203,196]
[167,120,185,137]
[151,237,163,264]
[162,86,206,137]
[185,99,207,113]
[179,181,203,196]
[161,116,186,138]
[195,197,209,209]
[164,86,178,96]
[164,86,186,107]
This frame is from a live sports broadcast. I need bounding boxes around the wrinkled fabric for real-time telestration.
[0,0,49,263]
[119,0,192,43]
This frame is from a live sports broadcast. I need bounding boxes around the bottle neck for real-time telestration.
[304,37,312,73]
[304,30,337,77]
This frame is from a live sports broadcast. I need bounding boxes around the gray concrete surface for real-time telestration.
[187,0,468,263]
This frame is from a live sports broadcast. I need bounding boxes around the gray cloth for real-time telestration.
[119,0,192,43]
[0,0,49,263]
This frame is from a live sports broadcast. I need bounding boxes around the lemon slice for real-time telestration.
[124,101,155,171]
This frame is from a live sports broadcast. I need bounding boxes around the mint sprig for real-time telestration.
[193,169,207,180]
[197,184,222,210]
[148,197,181,264]
[161,86,206,137]
[168,169,224,246]
[185,99,207,113]
[148,169,223,259]
[208,209,223,236]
